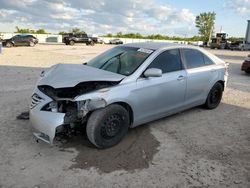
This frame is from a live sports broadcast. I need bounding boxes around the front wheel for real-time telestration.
[29,41,35,47]
[86,104,129,149]
[204,82,223,109]
[6,42,13,48]
[69,40,75,45]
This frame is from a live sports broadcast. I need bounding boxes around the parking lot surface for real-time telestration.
[0,44,249,187]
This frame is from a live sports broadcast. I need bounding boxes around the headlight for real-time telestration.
[49,101,58,112]
[42,101,58,112]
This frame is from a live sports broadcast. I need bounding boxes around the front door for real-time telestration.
[133,49,187,125]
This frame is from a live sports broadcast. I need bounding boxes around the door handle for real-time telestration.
[177,75,185,81]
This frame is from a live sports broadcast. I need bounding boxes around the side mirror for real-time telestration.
[144,68,162,78]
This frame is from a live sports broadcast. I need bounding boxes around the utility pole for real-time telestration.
[245,20,250,43]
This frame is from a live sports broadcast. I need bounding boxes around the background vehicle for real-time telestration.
[109,38,123,45]
[230,41,243,50]
[63,33,94,46]
[210,33,230,49]
[241,54,250,73]
[2,34,38,47]
[230,41,250,51]
[96,38,104,44]
[30,43,227,149]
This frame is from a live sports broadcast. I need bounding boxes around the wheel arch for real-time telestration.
[6,41,14,46]
[217,80,225,91]
[112,101,134,126]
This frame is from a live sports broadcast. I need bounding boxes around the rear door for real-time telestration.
[134,49,187,124]
[23,36,31,45]
[181,48,217,106]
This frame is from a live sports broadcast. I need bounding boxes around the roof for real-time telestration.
[122,42,186,50]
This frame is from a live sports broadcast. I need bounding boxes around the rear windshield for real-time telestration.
[87,46,154,76]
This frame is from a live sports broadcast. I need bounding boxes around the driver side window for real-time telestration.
[148,49,182,73]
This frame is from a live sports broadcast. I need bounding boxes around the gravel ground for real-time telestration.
[0,44,249,188]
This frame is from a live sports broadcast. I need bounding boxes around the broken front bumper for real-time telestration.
[29,89,65,144]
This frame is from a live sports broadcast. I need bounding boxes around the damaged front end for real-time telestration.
[30,81,116,144]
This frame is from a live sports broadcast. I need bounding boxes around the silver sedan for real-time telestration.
[30,42,228,148]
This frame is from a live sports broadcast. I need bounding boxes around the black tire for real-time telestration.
[6,42,13,48]
[69,40,75,45]
[86,104,129,149]
[204,82,223,109]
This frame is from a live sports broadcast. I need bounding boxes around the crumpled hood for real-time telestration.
[37,64,125,88]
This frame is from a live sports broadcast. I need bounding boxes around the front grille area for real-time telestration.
[30,93,44,109]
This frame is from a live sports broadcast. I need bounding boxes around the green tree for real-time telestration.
[102,32,214,42]
[15,26,48,34]
[106,33,113,37]
[58,31,67,35]
[195,12,216,42]
[15,26,29,33]
[36,29,47,34]
[71,27,80,33]
[71,28,86,34]
[227,37,244,43]
[116,32,123,37]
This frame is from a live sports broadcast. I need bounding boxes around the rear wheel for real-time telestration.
[245,69,250,74]
[6,42,13,48]
[204,82,223,109]
[86,104,129,149]
[69,40,75,45]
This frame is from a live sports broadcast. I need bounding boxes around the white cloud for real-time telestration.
[0,9,17,17]
[225,0,250,16]
[0,0,196,36]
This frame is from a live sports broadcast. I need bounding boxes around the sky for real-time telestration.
[0,0,249,37]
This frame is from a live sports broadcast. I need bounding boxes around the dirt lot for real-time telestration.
[0,44,249,188]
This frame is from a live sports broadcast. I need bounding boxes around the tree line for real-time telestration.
[13,12,244,42]
[15,26,48,34]
[104,32,204,42]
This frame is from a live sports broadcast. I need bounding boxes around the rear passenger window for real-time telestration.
[183,49,204,69]
[148,49,182,73]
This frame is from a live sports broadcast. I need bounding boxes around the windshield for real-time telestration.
[87,46,154,76]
